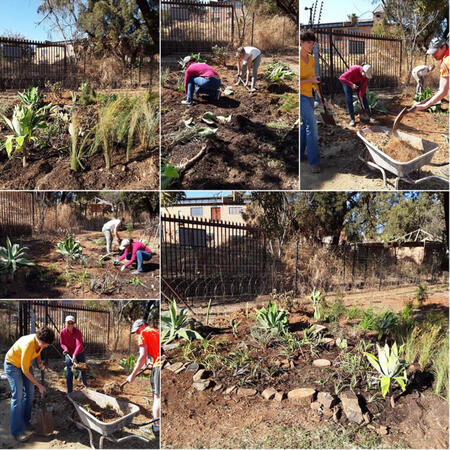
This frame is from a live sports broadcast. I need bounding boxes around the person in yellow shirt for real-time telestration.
[300,29,322,173]
[410,37,449,111]
[4,326,55,442]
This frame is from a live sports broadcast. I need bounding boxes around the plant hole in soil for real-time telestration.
[76,398,128,423]
[365,131,424,162]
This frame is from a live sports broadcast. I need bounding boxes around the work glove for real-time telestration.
[120,264,126,272]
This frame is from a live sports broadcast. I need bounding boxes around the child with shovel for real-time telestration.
[60,315,88,393]
[339,64,375,126]
[4,325,55,442]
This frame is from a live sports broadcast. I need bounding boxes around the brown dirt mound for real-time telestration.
[366,131,423,162]
[77,397,128,423]
[103,381,122,396]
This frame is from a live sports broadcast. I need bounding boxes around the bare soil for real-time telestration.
[365,131,424,162]
[0,357,158,449]
[0,91,159,190]
[301,88,449,190]
[0,230,159,299]
[161,53,299,189]
[162,298,449,449]
[76,397,127,423]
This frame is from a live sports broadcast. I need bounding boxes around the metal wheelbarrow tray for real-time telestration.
[68,389,150,449]
[357,126,448,189]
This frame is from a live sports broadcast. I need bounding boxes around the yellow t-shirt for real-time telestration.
[5,334,42,373]
[300,53,318,97]
[440,50,449,78]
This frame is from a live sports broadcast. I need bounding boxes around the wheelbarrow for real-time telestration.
[67,389,150,449]
[357,126,449,190]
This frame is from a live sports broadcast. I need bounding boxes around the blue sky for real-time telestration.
[0,0,63,41]
[300,0,381,26]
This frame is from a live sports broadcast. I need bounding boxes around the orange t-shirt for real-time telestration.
[440,48,449,78]
[138,326,160,367]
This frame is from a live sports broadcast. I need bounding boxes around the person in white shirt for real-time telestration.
[101,217,123,254]
[235,46,262,91]
[411,64,435,94]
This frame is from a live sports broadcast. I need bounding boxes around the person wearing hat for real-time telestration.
[339,64,375,126]
[60,316,88,393]
[115,239,152,274]
[235,46,262,91]
[410,37,449,112]
[181,56,221,106]
[125,319,160,436]
[102,217,123,254]
[411,64,435,94]
[4,325,55,442]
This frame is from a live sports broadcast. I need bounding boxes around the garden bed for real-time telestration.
[161,53,299,189]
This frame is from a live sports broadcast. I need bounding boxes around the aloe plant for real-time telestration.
[364,342,408,398]
[252,301,288,334]
[265,62,295,84]
[0,237,36,274]
[56,236,83,269]
[161,299,203,345]
[310,288,326,320]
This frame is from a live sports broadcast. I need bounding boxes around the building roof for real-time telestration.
[373,4,384,14]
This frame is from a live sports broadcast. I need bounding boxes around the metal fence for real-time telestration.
[19,301,110,359]
[0,192,34,241]
[0,38,71,90]
[161,214,285,303]
[161,0,234,54]
[306,29,402,97]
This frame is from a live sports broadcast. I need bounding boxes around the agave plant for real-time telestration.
[0,237,36,274]
[56,236,83,269]
[310,288,326,321]
[364,342,408,398]
[252,300,288,334]
[17,87,45,111]
[161,299,203,345]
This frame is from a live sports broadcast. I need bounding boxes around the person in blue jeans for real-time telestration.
[4,326,55,442]
[115,238,152,274]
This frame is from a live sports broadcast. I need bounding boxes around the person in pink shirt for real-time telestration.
[181,56,221,105]
[60,315,87,393]
[339,64,375,126]
[115,238,152,274]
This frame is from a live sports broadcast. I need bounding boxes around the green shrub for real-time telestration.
[120,354,136,373]
[265,62,295,84]
[346,306,364,320]
[432,338,449,400]
[78,81,97,106]
[414,283,428,307]
[324,298,346,323]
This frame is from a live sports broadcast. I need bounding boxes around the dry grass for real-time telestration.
[250,15,298,52]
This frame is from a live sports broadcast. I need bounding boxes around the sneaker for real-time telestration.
[369,117,376,124]
[131,270,142,275]
[349,119,356,126]
[152,423,160,435]
[181,100,192,105]
[15,431,33,442]
[311,165,321,173]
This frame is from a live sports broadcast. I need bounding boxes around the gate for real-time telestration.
[162,214,289,304]
[0,38,72,89]
[0,192,34,241]
[19,301,110,358]
[308,29,402,96]
[161,0,234,54]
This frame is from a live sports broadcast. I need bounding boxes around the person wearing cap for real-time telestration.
[411,64,435,94]
[102,217,123,254]
[125,319,160,435]
[181,56,221,106]
[115,239,152,274]
[4,325,55,442]
[60,316,87,393]
[235,46,262,91]
[339,64,375,126]
[410,37,449,112]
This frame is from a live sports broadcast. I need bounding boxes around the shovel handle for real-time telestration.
[120,365,151,389]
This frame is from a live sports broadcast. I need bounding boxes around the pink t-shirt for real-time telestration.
[184,63,220,94]
[60,327,84,357]
[339,65,368,97]
[118,241,151,268]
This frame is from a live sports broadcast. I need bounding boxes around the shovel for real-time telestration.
[36,370,54,436]
[119,365,152,391]
[236,75,253,93]
[67,353,89,371]
[317,81,336,125]
[358,96,370,123]
[392,98,428,132]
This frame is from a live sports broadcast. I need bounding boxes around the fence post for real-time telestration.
[294,240,299,296]
[231,6,235,46]
[251,12,255,47]
[399,39,402,84]
[329,30,334,93]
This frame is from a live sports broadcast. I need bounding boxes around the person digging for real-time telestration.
[114,238,152,274]
[235,46,262,92]
[4,325,55,443]
[60,315,88,393]
[124,319,160,436]
[102,217,123,254]
[411,64,435,95]
[339,64,376,126]
[181,56,222,106]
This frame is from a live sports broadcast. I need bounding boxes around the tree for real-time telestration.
[120,192,159,224]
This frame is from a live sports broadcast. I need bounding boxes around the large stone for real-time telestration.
[237,388,257,397]
[310,401,321,411]
[317,392,336,409]
[313,359,331,368]
[193,380,212,391]
[193,369,210,382]
[339,391,364,424]
[321,338,335,347]
[274,391,284,402]
[322,407,334,419]
[287,388,316,404]
[262,388,277,400]
[224,385,236,395]
[186,363,200,373]
[166,361,184,372]
[213,383,223,392]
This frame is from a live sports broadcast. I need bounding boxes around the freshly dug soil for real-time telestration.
[74,362,90,371]
[77,397,128,423]
[365,131,424,162]
[104,381,123,396]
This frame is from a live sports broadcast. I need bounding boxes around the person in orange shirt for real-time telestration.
[125,319,160,436]
[410,37,449,111]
